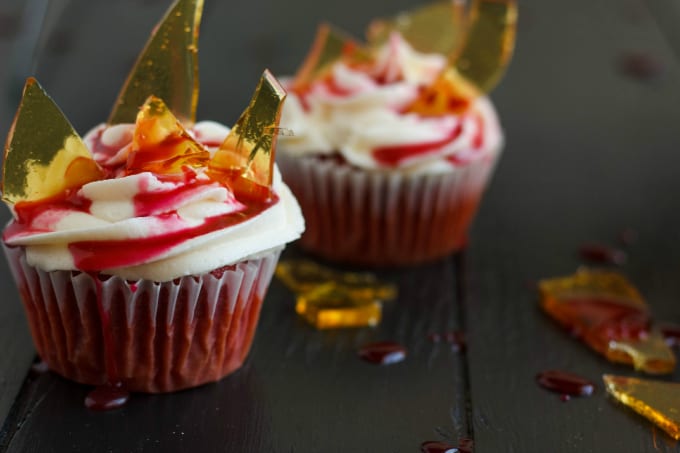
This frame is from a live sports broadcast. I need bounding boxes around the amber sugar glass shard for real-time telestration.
[295,283,382,329]
[108,0,203,125]
[208,70,285,201]
[407,67,480,115]
[609,329,676,374]
[539,269,676,374]
[366,1,466,56]
[275,260,397,300]
[2,78,103,206]
[604,374,680,440]
[290,23,371,93]
[126,96,209,175]
[452,0,517,93]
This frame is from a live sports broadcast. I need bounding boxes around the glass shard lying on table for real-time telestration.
[296,283,382,329]
[604,374,680,440]
[538,269,675,374]
[276,260,396,329]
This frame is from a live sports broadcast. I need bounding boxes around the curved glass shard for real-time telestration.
[126,96,209,175]
[109,0,204,125]
[291,23,370,93]
[209,70,286,202]
[453,0,517,92]
[367,1,466,56]
[604,374,680,440]
[539,269,676,374]
[2,78,103,206]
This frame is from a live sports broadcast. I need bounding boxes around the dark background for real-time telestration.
[2,0,680,451]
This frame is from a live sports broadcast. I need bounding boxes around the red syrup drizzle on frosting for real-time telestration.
[4,190,92,239]
[85,274,130,411]
[536,370,595,398]
[358,341,407,365]
[133,176,222,217]
[68,195,277,270]
[372,122,463,167]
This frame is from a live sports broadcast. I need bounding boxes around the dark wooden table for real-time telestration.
[2,0,680,451]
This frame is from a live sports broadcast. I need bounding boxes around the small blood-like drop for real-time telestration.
[85,384,130,411]
[579,243,627,265]
[536,370,595,397]
[358,341,407,365]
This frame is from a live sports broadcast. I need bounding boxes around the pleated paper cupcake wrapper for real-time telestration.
[4,245,281,393]
[278,150,500,266]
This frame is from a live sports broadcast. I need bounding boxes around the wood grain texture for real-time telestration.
[0,252,468,453]
[3,0,680,451]
[0,0,41,427]
[465,0,680,451]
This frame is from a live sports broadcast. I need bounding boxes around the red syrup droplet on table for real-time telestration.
[618,52,664,81]
[458,438,473,453]
[658,323,680,347]
[421,439,473,453]
[85,384,130,411]
[358,341,407,365]
[618,228,638,246]
[30,360,49,375]
[536,370,595,397]
[420,441,457,453]
[579,243,627,265]
[428,331,466,352]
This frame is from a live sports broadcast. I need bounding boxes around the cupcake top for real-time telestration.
[278,2,517,174]
[1,0,304,281]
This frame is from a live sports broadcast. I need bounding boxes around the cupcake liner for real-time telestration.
[4,245,281,393]
[278,150,499,266]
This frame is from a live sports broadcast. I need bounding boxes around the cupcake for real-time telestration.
[277,1,517,266]
[1,0,303,394]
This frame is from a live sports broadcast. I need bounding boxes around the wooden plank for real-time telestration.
[0,251,470,452]
[0,241,35,430]
[464,0,680,450]
[0,0,44,427]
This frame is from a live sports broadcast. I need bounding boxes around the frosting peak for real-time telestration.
[4,121,304,281]
[279,33,502,173]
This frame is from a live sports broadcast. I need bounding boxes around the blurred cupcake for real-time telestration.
[278,1,517,266]
[1,0,303,393]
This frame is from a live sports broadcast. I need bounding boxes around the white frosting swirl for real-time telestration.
[4,122,305,281]
[279,33,503,174]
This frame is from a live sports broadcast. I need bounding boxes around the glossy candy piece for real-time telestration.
[275,260,396,300]
[539,269,675,374]
[2,78,103,206]
[604,374,680,440]
[296,283,382,329]
[208,70,286,202]
[453,0,517,93]
[608,330,675,374]
[126,96,209,175]
[109,0,203,125]
[276,260,396,329]
[407,67,479,115]
[367,1,466,57]
[406,0,517,114]
[290,24,370,93]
